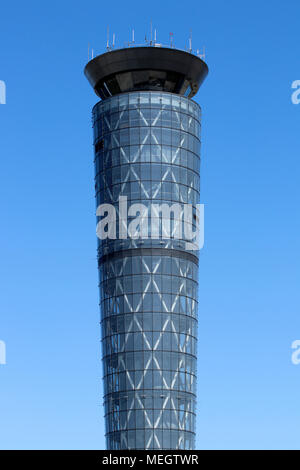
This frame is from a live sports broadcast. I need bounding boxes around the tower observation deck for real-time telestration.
[84,45,208,450]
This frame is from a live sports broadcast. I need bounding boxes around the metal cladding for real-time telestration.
[85,46,208,450]
[84,46,208,99]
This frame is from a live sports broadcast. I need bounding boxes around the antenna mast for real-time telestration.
[189,30,192,52]
[106,26,110,50]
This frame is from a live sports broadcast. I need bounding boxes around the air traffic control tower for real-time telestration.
[84,43,208,450]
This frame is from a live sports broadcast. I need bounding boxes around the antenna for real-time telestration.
[112,33,115,48]
[91,48,94,59]
[132,29,135,43]
[106,26,110,50]
[169,32,174,48]
[150,20,153,45]
[154,29,157,43]
[189,30,192,52]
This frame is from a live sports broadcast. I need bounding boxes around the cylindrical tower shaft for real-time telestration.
[85,46,208,450]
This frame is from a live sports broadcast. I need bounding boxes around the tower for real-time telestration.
[84,44,208,450]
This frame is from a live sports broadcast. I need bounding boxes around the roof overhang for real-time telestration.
[84,47,208,99]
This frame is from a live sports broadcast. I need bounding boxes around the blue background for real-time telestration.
[0,0,299,450]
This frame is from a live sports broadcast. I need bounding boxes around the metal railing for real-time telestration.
[88,32,206,61]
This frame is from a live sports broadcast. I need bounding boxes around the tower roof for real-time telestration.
[84,46,208,99]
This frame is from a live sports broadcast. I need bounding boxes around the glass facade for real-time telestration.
[93,91,201,450]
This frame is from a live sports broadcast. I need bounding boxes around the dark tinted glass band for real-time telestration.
[98,247,199,267]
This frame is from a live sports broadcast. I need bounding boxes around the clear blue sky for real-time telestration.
[0,0,300,450]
